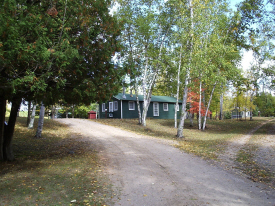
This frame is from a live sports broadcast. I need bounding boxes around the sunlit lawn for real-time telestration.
[0,117,111,206]
[95,117,271,159]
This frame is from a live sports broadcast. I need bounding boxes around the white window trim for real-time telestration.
[114,101,118,111]
[153,102,159,116]
[129,101,135,110]
[163,103,168,111]
[109,102,113,112]
[102,103,105,112]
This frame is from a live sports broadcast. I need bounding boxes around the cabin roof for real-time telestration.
[114,93,182,103]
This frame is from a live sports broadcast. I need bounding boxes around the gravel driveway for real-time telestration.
[57,119,275,206]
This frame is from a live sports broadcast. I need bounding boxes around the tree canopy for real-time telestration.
[0,0,124,161]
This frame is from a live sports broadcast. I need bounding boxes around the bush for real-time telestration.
[224,111,231,119]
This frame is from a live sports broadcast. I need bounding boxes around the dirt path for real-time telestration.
[218,119,274,172]
[57,119,275,206]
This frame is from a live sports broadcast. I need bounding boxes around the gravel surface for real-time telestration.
[218,119,273,171]
[57,119,275,206]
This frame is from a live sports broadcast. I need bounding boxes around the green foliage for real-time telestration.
[224,111,232,119]
[254,92,275,116]
[0,0,124,104]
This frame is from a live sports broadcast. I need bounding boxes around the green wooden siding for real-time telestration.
[99,98,182,119]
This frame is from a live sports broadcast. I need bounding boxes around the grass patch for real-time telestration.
[236,121,275,187]
[95,117,270,160]
[0,117,112,206]
[236,148,274,184]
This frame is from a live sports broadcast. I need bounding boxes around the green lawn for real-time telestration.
[95,117,271,159]
[0,117,112,206]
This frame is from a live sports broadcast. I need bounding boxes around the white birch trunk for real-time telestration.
[198,80,202,130]
[177,0,193,138]
[35,102,45,138]
[189,93,194,127]
[203,83,216,130]
[177,84,188,137]
[141,26,168,127]
[175,45,182,128]
[28,103,36,129]
[135,84,142,124]
[141,50,149,127]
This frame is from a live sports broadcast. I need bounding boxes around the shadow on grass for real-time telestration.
[0,117,110,206]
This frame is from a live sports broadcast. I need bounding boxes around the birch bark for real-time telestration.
[134,84,142,124]
[177,0,193,138]
[203,83,216,130]
[175,45,182,128]
[35,102,45,138]
[198,80,202,130]
[28,103,36,129]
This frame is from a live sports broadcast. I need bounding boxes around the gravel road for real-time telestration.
[56,119,275,206]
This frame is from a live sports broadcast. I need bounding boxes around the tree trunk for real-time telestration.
[203,83,216,130]
[177,84,188,138]
[141,50,151,127]
[175,45,182,128]
[219,93,223,120]
[3,98,21,161]
[72,105,75,118]
[134,84,142,125]
[198,80,202,130]
[28,103,36,129]
[27,101,31,126]
[141,90,152,127]
[219,85,223,120]
[35,102,45,138]
[0,98,6,161]
[177,0,193,138]
[51,105,55,119]
[189,91,193,127]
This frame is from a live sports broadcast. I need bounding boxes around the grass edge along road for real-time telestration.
[1,117,274,206]
[0,117,112,206]
[95,117,275,188]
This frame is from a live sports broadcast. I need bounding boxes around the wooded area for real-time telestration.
[1,0,275,161]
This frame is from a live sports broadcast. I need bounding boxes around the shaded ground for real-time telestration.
[57,119,275,206]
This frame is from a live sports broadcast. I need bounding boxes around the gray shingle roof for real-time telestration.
[114,93,182,103]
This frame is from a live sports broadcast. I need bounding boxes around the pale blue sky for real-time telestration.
[230,0,243,9]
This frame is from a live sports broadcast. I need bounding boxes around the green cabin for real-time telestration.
[99,93,182,119]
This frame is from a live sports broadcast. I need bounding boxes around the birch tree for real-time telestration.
[117,0,175,126]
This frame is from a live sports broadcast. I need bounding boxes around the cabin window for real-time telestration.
[114,101,118,111]
[129,101,135,110]
[153,102,159,116]
[163,103,168,111]
[102,103,105,112]
[109,102,113,112]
